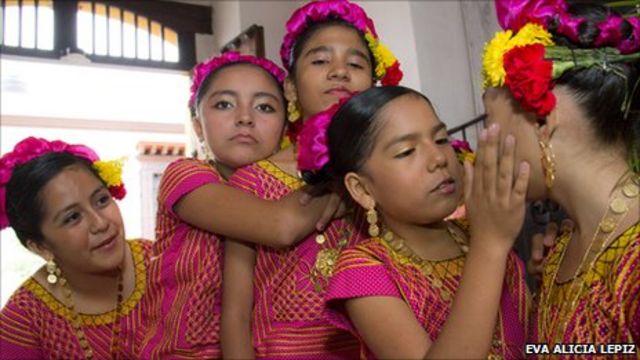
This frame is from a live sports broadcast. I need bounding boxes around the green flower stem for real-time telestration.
[547,46,640,78]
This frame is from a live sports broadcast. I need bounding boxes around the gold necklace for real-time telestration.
[379,221,468,302]
[380,222,507,358]
[61,270,124,359]
[540,172,640,345]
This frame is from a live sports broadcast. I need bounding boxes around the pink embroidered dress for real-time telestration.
[533,222,640,358]
[325,223,529,360]
[229,160,366,359]
[139,158,225,359]
[0,239,151,360]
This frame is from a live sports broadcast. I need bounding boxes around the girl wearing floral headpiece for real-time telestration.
[481,0,640,352]
[299,86,530,359]
[137,52,348,359]
[222,0,404,358]
[0,137,152,359]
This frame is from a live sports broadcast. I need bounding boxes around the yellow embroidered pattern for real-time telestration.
[24,240,147,326]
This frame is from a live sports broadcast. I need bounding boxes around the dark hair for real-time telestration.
[5,152,103,247]
[549,3,640,171]
[289,19,375,80]
[194,62,285,114]
[302,86,432,191]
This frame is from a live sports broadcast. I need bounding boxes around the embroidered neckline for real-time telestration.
[24,240,147,326]
[256,160,304,190]
[549,221,640,288]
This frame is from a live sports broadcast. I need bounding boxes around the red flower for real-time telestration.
[503,44,556,117]
[109,184,127,200]
[381,61,403,86]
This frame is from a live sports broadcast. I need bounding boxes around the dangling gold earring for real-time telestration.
[46,259,61,285]
[366,207,379,237]
[199,141,214,162]
[287,101,301,123]
[539,139,556,189]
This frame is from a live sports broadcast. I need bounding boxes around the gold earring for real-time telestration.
[366,207,379,237]
[287,101,301,123]
[46,259,61,285]
[199,141,214,162]
[539,139,556,189]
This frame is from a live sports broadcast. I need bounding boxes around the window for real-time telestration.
[1,0,211,70]
[1,0,54,51]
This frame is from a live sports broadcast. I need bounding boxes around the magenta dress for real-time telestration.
[139,158,224,359]
[532,222,640,359]
[229,160,366,359]
[0,240,151,360]
[325,228,529,360]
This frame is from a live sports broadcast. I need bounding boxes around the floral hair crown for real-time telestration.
[189,51,287,108]
[280,0,403,86]
[0,137,126,230]
[483,0,640,118]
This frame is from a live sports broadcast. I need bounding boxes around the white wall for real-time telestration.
[411,1,475,129]
[355,1,421,92]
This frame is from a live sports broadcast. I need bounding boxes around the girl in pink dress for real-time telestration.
[138,53,344,359]
[303,86,529,359]
[480,0,640,355]
[0,137,151,359]
[222,0,403,358]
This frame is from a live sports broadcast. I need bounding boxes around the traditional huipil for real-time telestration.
[139,158,224,359]
[533,222,640,358]
[0,240,151,360]
[229,160,366,358]
[325,224,529,360]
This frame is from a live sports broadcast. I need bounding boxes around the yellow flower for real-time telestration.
[365,32,397,80]
[93,158,125,187]
[509,23,553,48]
[482,30,513,88]
[482,23,554,89]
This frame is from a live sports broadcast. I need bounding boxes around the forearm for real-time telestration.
[221,312,255,360]
[221,240,256,359]
[425,243,510,359]
[175,184,328,248]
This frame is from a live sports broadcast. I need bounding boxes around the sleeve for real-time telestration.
[616,232,640,344]
[227,163,263,198]
[158,158,223,217]
[324,245,402,334]
[0,295,43,359]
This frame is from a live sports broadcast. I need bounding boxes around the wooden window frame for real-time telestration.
[0,0,211,70]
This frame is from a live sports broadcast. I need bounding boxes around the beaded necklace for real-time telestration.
[60,270,124,359]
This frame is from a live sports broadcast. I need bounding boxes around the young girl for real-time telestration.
[222,0,403,358]
[302,86,530,359]
[138,52,345,359]
[0,137,151,359]
[481,0,640,350]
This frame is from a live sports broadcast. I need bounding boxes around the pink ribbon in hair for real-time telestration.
[297,96,352,172]
[495,0,640,54]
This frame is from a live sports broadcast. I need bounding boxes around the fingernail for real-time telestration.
[489,123,500,136]
[520,161,529,172]
[505,135,514,148]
